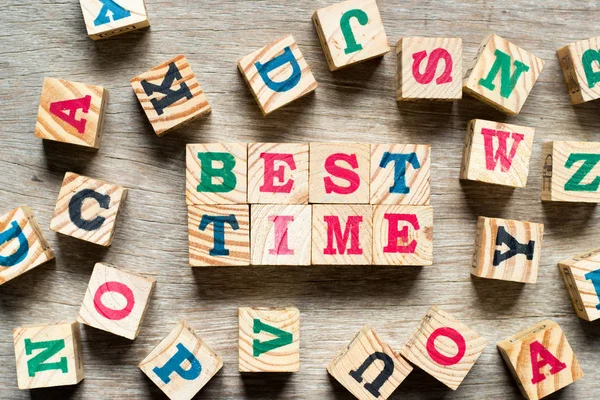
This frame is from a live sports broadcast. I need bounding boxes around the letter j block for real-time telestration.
[79,0,150,40]
[557,37,600,105]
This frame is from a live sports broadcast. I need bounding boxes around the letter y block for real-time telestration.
[79,0,150,40]
[557,37,600,104]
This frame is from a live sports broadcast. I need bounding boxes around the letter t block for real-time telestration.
[557,37,600,104]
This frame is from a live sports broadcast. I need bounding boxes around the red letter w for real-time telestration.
[481,128,524,172]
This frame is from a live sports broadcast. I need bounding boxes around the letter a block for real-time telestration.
[558,248,600,322]
[238,35,318,115]
[238,307,300,372]
[557,37,600,104]
[139,321,223,400]
[13,321,84,389]
[79,0,149,40]
[312,0,390,71]
[463,34,544,115]
[497,320,583,400]
[328,326,412,400]
[77,263,155,339]
[399,306,488,390]
[50,172,127,247]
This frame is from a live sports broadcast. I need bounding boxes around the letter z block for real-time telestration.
[79,0,149,40]
[557,37,600,104]
[558,248,600,322]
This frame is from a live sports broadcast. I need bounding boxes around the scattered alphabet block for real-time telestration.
[463,34,545,115]
[13,321,84,389]
[79,0,150,40]
[558,248,600,322]
[139,320,223,400]
[497,320,583,400]
[557,37,600,104]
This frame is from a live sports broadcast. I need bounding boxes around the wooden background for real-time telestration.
[1,0,599,399]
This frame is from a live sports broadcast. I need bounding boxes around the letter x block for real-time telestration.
[471,216,544,283]
[558,248,600,322]
[13,321,84,389]
[463,34,545,115]
[50,172,127,247]
[139,321,223,400]
[399,306,488,390]
[497,320,583,400]
[238,35,318,115]
[557,37,600,104]
[328,326,413,400]
[131,55,211,136]
[79,0,150,40]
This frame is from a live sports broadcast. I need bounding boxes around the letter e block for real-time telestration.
[558,248,600,322]
[79,0,150,40]
[557,37,600,104]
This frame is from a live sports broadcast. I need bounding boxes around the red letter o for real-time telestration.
[426,327,466,366]
[93,281,135,321]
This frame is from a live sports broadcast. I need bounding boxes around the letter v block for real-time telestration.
[557,37,600,105]
[139,321,223,400]
[497,320,583,400]
[79,0,149,40]
[558,248,600,322]
[13,321,84,389]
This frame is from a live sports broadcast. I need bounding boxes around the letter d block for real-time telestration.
[139,321,223,400]
[497,320,583,400]
[79,0,150,40]
[558,248,600,322]
[557,37,600,104]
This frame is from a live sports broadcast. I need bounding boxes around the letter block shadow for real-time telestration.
[558,248,600,322]
[79,0,150,40]
[557,36,600,105]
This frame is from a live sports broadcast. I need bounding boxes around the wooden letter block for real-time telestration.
[77,263,155,339]
[309,143,370,204]
[396,37,462,101]
[557,37,600,104]
[238,35,318,115]
[558,248,600,322]
[460,119,535,188]
[370,144,430,205]
[541,141,600,203]
[34,77,107,148]
[372,205,433,266]
[238,307,300,372]
[312,204,372,265]
[50,172,127,247]
[79,0,149,40]
[497,320,583,400]
[247,143,308,204]
[188,205,249,266]
[131,55,211,136]
[0,206,54,286]
[139,321,222,400]
[186,143,247,205]
[250,205,311,265]
[463,34,545,115]
[312,0,390,71]
[471,216,543,283]
[399,306,488,390]
[13,321,84,389]
[328,326,412,400]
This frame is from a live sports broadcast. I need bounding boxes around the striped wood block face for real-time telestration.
[558,248,600,322]
[557,37,600,105]
[79,0,150,40]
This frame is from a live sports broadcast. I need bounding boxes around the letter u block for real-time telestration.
[238,35,318,115]
[463,34,544,115]
[139,321,223,400]
[13,321,84,389]
[79,0,149,40]
[50,172,127,247]
[558,248,600,322]
[497,320,583,400]
[328,326,412,400]
[399,306,488,390]
[557,37,600,104]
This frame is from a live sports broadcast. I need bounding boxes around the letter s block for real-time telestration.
[557,37,600,105]
[558,248,600,322]
[79,0,149,40]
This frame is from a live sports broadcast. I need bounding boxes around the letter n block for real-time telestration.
[328,326,412,400]
[50,172,127,247]
[399,306,488,390]
[463,34,545,115]
[238,35,318,115]
[497,320,583,400]
[79,0,150,40]
[139,321,222,400]
[557,37,600,104]
[13,321,84,389]
[558,248,600,322]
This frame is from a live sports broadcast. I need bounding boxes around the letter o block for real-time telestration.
[79,0,150,40]
[557,37,600,105]
[558,248,600,322]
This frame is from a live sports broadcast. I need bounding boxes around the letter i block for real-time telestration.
[463,34,545,115]
[77,263,155,339]
[328,326,413,400]
[312,0,390,71]
[34,77,107,148]
[13,321,84,389]
[460,119,535,188]
[139,321,223,400]
[79,0,149,40]
[131,55,211,136]
[0,206,54,286]
[396,37,462,101]
[558,248,600,322]
[399,306,488,390]
[238,307,300,372]
[497,320,583,400]
[238,35,318,115]
[50,172,127,247]
[557,37,600,104]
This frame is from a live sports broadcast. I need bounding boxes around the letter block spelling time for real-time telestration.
[497,320,583,400]
[79,0,150,40]
[13,321,84,389]
[557,37,600,104]
[328,326,413,400]
[558,248,600,322]
[399,306,488,390]
[0,206,54,286]
[463,34,545,115]
[312,0,390,71]
[50,172,127,247]
[238,35,318,115]
[139,321,223,400]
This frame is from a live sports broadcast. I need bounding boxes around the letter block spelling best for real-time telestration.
[79,0,150,40]
[557,37,600,105]
[558,248,600,322]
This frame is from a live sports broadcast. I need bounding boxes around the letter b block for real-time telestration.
[79,0,150,40]
[557,37,600,104]
[558,248,600,322]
